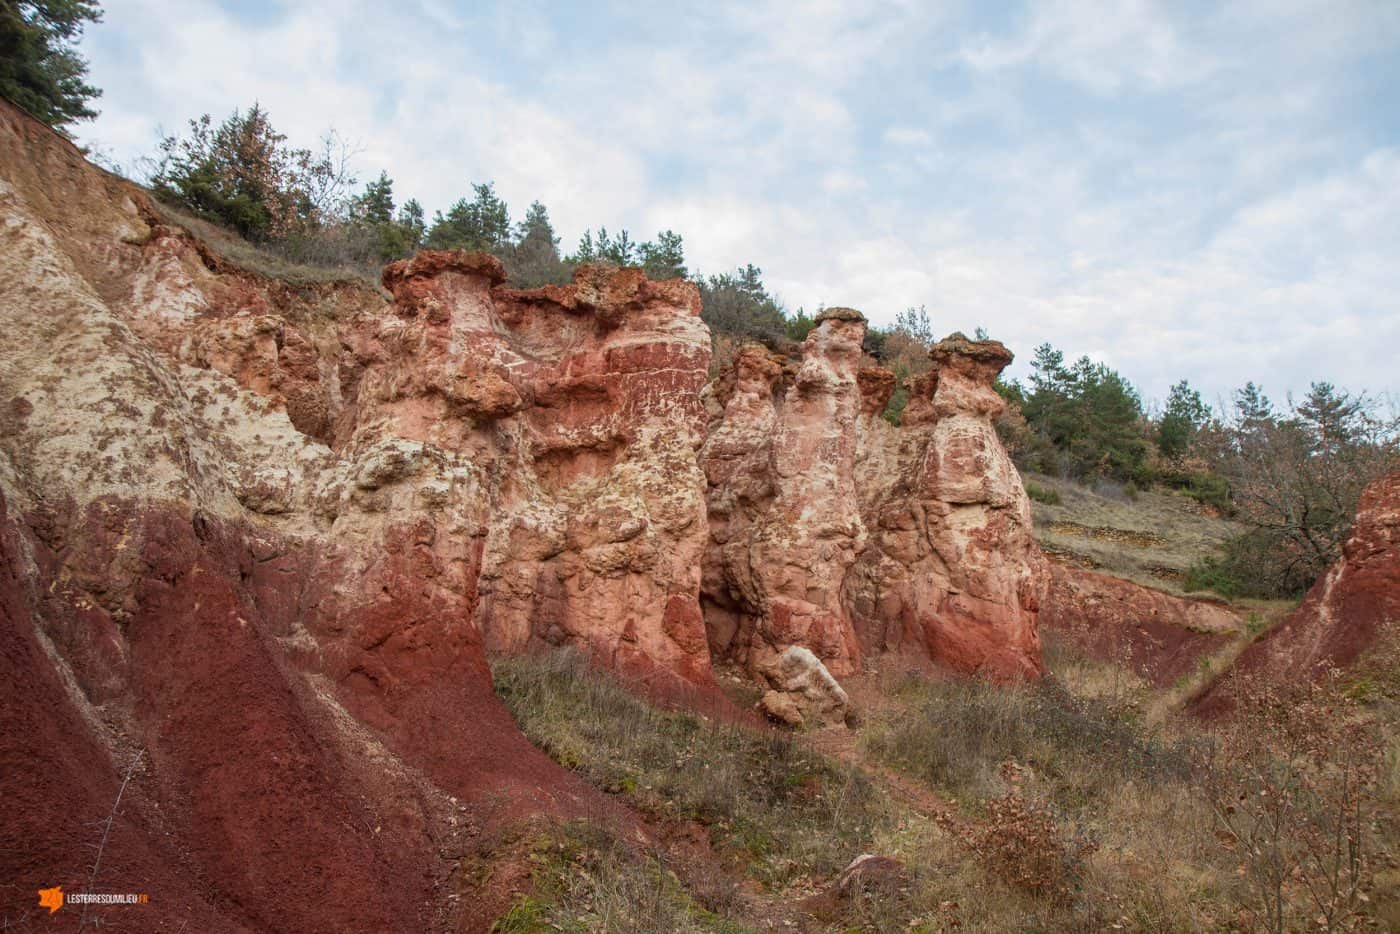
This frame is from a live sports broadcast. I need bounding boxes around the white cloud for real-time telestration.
[883,126,932,146]
[74,0,1400,404]
[958,0,1219,94]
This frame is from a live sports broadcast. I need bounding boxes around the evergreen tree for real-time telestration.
[698,263,788,346]
[1022,343,1148,479]
[1233,382,1274,426]
[0,0,102,131]
[1295,381,1365,454]
[785,306,815,342]
[396,198,425,249]
[639,229,686,279]
[569,226,641,266]
[505,200,571,287]
[426,182,511,251]
[351,170,395,226]
[1158,379,1210,458]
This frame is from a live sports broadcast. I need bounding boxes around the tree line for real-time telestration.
[997,350,1398,599]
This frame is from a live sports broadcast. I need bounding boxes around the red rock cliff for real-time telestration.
[702,324,1046,681]
[0,101,666,931]
[1193,471,1400,714]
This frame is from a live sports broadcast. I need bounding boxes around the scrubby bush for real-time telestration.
[1195,671,1384,932]
[152,105,355,242]
[1024,480,1061,506]
[864,305,936,425]
[1184,528,1317,599]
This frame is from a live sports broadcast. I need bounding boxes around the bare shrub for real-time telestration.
[1196,670,1382,932]
[942,780,1097,905]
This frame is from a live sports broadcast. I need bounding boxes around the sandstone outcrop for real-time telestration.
[354,250,714,686]
[0,101,672,930]
[701,310,868,678]
[702,324,1046,682]
[847,334,1046,679]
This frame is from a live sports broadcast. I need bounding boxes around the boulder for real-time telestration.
[836,853,907,897]
[757,645,852,728]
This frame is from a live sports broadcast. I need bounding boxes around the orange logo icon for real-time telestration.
[38,886,64,914]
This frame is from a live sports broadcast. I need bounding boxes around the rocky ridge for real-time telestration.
[12,95,1371,929]
[1193,470,1400,713]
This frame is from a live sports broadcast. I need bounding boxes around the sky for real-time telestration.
[74,0,1400,407]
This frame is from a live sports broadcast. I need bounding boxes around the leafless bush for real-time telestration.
[1196,671,1381,932]
[935,765,1098,905]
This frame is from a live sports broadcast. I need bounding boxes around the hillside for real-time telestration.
[0,95,1396,932]
[1024,472,1241,595]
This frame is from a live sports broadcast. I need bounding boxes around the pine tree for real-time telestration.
[639,229,686,279]
[0,0,103,132]
[396,199,424,249]
[1158,379,1211,458]
[505,200,571,287]
[698,264,788,345]
[426,182,511,251]
[352,171,395,226]
[1295,381,1364,455]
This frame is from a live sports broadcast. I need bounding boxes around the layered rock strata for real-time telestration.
[1040,564,1239,687]
[0,100,698,930]
[702,321,1046,682]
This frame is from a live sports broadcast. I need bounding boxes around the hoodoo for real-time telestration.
[702,320,1047,683]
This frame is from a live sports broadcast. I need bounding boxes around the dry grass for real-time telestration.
[491,649,892,889]
[491,821,745,933]
[1026,471,1243,594]
[490,643,1397,931]
[145,196,381,288]
[863,637,1396,931]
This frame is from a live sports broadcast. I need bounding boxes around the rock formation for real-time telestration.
[0,101,684,930]
[701,309,869,678]
[702,322,1046,682]
[0,96,1065,927]
[1194,471,1400,713]
[847,334,1046,680]
[359,250,714,687]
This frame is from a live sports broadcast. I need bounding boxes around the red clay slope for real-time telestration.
[0,98,620,931]
[1039,562,1239,687]
[1193,471,1400,715]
